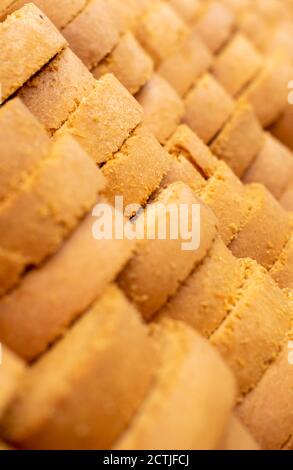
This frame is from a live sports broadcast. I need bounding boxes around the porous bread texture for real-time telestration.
[0,4,67,101]
[0,208,136,360]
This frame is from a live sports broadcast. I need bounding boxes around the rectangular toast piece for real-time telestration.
[0,346,25,417]
[0,286,156,450]
[0,206,136,360]
[57,74,143,164]
[115,319,236,450]
[0,98,50,201]
[0,4,67,101]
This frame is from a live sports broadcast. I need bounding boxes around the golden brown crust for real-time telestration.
[0,0,17,18]
[236,7,272,51]
[0,4,67,101]
[0,207,135,361]
[0,286,156,450]
[57,74,143,164]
